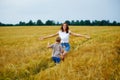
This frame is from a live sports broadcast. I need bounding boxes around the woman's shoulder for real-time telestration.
[58,30,62,33]
[69,30,71,33]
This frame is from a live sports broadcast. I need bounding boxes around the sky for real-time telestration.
[0,0,120,24]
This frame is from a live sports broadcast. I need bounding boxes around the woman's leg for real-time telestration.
[61,43,70,61]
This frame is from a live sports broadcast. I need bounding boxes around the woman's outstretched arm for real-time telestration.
[39,32,58,40]
[70,32,90,39]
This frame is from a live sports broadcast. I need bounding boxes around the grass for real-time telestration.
[0,26,120,80]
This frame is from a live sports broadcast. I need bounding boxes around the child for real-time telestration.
[47,37,63,64]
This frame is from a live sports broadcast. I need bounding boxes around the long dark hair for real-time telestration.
[60,23,69,33]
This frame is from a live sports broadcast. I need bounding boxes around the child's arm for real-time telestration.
[60,46,64,54]
[60,47,64,59]
[47,42,54,48]
[47,42,51,48]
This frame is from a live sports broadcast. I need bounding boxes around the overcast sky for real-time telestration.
[0,0,120,24]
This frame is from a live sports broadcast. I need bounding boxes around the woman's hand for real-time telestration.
[39,33,58,40]
[39,37,45,40]
[85,35,90,39]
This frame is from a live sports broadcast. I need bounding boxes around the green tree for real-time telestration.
[56,21,60,25]
[0,22,5,26]
[65,20,71,25]
[27,20,34,26]
[112,21,117,26]
[80,20,84,25]
[36,20,44,25]
[92,20,100,26]
[75,20,80,25]
[45,20,55,25]
[19,21,26,26]
[84,20,91,25]
[71,20,75,25]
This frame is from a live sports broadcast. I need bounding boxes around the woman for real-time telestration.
[40,23,90,61]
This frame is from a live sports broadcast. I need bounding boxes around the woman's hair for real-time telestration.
[61,23,69,33]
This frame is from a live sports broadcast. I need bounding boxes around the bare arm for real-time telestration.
[60,46,64,58]
[70,31,90,39]
[47,42,51,48]
[39,32,58,40]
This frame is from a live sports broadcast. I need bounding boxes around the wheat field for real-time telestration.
[0,26,120,80]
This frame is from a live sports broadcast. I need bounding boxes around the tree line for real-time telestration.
[0,20,120,26]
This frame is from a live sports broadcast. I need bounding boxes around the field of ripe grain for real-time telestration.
[0,26,120,80]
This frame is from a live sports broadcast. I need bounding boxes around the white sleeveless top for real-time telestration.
[58,30,70,43]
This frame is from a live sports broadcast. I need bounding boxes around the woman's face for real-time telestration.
[63,24,67,31]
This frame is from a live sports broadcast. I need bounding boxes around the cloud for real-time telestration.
[0,0,120,24]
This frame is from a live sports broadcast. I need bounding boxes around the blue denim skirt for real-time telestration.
[61,43,70,52]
